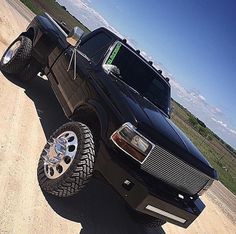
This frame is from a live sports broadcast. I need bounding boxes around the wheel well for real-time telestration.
[71,107,101,152]
[21,28,44,71]
[22,28,35,41]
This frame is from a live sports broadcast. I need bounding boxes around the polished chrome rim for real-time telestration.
[2,41,21,64]
[43,131,78,179]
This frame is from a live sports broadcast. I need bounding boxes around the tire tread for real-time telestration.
[0,36,32,74]
[37,122,95,197]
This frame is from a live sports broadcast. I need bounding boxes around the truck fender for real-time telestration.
[72,100,108,140]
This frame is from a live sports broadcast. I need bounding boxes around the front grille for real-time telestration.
[141,145,210,195]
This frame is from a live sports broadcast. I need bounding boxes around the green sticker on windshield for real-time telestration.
[106,42,121,64]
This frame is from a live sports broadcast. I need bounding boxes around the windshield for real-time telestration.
[104,42,171,115]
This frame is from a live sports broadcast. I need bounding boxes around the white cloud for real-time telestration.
[211,117,227,128]
[125,37,139,48]
[199,95,206,101]
[170,78,190,99]
[57,0,124,38]
[81,14,88,20]
[211,117,236,136]
[210,106,222,114]
[140,51,147,57]
[215,107,222,113]
[230,129,236,135]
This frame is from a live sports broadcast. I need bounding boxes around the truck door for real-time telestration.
[50,47,88,111]
[69,31,113,109]
[50,30,113,113]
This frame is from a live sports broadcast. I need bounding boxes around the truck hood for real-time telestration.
[114,79,217,179]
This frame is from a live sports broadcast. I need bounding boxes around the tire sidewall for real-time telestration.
[0,37,21,65]
[0,36,32,74]
[38,122,95,195]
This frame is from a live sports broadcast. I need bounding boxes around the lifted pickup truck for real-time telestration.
[0,13,218,228]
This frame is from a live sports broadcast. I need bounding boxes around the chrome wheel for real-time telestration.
[2,41,21,65]
[38,122,95,197]
[43,131,78,179]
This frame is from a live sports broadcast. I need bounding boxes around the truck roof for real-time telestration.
[83,27,170,86]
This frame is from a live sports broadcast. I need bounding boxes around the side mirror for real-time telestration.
[66,27,84,46]
[103,64,120,76]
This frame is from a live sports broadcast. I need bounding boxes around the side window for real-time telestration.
[79,32,112,64]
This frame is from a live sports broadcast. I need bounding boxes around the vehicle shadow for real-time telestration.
[43,178,165,234]
[3,73,165,234]
[2,73,67,138]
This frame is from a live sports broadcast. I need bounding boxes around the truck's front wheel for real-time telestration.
[37,122,95,197]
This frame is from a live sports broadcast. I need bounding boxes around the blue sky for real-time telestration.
[57,0,236,148]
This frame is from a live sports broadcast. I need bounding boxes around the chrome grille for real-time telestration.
[141,145,210,195]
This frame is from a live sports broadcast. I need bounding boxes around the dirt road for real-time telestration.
[0,1,235,233]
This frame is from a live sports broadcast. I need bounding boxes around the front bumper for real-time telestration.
[95,142,205,228]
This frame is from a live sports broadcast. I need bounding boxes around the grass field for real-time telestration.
[20,0,90,33]
[171,100,236,195]
[20,0,236,196]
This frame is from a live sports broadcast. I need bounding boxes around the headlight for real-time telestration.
[110,123,154,163]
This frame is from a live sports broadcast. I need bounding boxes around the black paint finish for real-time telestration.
[24,13,218,228]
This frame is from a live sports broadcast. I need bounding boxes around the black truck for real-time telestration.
[0,13,217,228]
